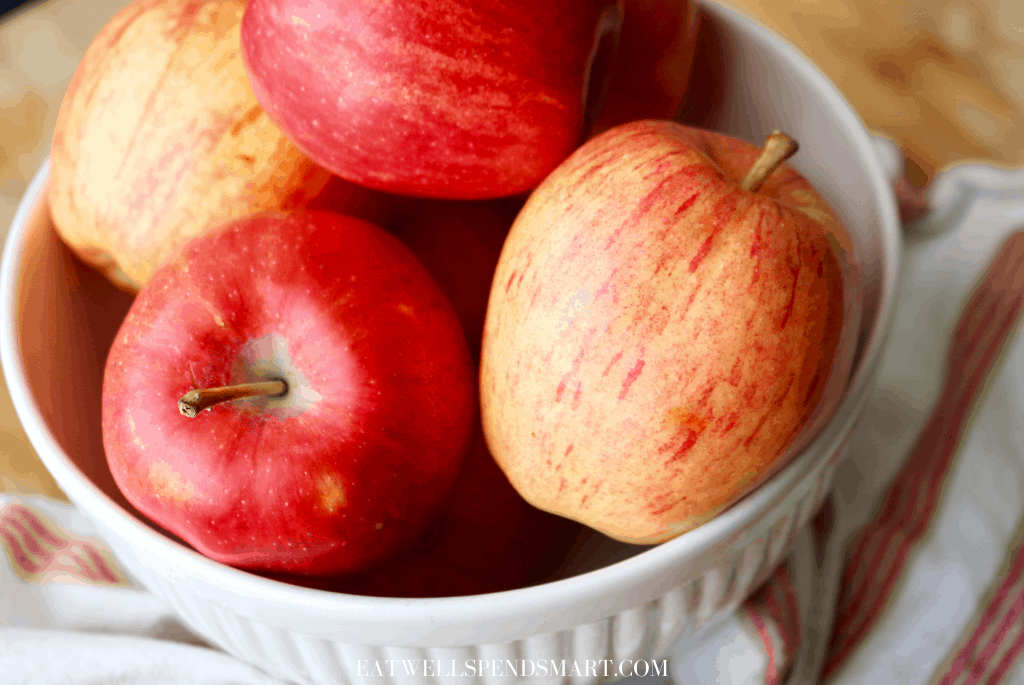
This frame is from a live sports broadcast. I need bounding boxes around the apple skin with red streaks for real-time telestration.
[479,120,862,544]
[239,0,620,199]
[48,0,392,294]
[101,211,476,576]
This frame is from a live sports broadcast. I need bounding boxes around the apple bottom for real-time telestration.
[263,429,582,598]
[239,0,607,200]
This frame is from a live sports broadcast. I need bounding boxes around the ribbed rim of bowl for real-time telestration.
[0,0,902,640]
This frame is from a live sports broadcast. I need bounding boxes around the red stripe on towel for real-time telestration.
[747,607,780,684]
[985,613,1024,684]
[0,500,129,587]
[746,560,801,685]
[929,515,1024,684]
[822,232,1024,682]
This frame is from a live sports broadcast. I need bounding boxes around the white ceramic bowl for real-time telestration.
[0,2,901,683]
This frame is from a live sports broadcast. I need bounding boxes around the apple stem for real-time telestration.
[178,379,288,418]
[740,131,799,193]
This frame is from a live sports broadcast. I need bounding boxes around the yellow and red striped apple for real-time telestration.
[49,0,390,293]
[480,121,862,544]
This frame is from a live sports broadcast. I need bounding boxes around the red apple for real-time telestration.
[384,197,523,362]
[676,7,728,128]
[269,428,581,597]
[590,0,701,135]
[480,122,862,544]
[239,0,622,199]
[102,210,476,576]
[49,0,393,293]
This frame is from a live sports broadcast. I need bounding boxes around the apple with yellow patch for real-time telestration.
[102,210,476,576]
[49,0,390,293]
[480,121,862,544]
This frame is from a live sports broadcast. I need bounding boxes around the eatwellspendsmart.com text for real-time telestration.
[357,658,670,679]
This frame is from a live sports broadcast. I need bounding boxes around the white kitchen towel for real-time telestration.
[814,164,1024,685]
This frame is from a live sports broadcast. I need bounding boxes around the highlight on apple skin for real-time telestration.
[479,120,863,545]
[101,210,477,577]
[239,0,623,199]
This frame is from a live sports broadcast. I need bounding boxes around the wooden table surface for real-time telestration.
[0,0,1020,501]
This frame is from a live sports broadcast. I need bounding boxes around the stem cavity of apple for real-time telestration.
[178,379,288,418]
[740,131,799,193]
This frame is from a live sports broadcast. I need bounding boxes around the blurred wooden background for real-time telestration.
[729,0,1023,189]
[0,0,1020,499]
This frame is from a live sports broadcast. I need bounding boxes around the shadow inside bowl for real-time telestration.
[14,190,199,547]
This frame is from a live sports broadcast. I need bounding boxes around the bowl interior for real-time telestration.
[1,0,900,645]
[8,181,137,513]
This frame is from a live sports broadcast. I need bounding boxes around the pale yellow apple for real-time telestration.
[49,0,384,292]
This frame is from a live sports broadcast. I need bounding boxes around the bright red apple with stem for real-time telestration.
[240,0,623,199]
[480,122,862,544]
[102,210,476,576]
